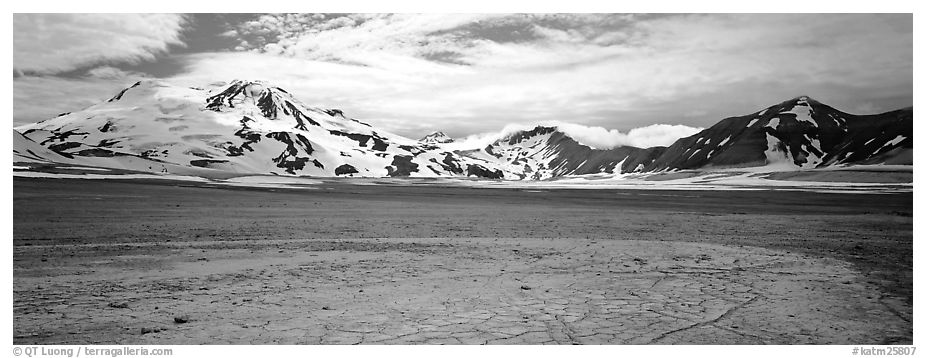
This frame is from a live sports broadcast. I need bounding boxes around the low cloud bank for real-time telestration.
[442,121,703,150]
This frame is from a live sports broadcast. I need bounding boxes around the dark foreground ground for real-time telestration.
[13,177,913,344]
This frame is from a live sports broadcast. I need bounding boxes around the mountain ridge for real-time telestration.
[14,79,507,178]
[640,96,912,172]
[13,80,912,179]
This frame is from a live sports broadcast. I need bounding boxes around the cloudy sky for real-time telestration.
[13,13,913,148]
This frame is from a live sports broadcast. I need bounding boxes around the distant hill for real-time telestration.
[642,96,911,171]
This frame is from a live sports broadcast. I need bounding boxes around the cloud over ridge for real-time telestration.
[445,121,704,150]
[12,13,912,142]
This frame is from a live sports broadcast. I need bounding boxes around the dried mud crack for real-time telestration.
[13,238,910,344]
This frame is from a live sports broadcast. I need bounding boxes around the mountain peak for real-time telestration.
[205,79,280,110]
[420,131,454,144]
[751,95,826,118]
[106,79,178,102]
[499,125,558,145]
[785,95,820,107]
[202,79,331,131]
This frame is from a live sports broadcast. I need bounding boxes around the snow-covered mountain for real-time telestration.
[14,80,520,178]
[642,96,912,171]
[460,126,665,180]
[13,130,70,164]
[14,80,506,178]
[470,96,913,177]
[13,81,912,180]
[420,131,454,144]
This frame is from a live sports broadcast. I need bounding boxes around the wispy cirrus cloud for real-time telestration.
[13,13,913,149]
[14,14,188,75]
[13,14,186,125]
[201,13,912,133]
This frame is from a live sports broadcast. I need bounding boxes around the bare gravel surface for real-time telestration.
[13,178,912,344]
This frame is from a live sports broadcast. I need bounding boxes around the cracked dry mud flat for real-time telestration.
[14,237,911,345]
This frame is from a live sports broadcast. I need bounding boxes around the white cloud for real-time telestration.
[172,13,909,140]
[622,124,703,148]
[14,14,187,74]
[85,66,149,80]
[14,67,151,126]
[165,51,474,131]
[14,13,912,144]
[232,13,504,67]
[446,121,703,150]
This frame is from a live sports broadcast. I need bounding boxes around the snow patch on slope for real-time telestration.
[883,135,906,147]
[780,98,817,127]
[718,135,732,146]
[764,133,798,170]
[765,117,780,129]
